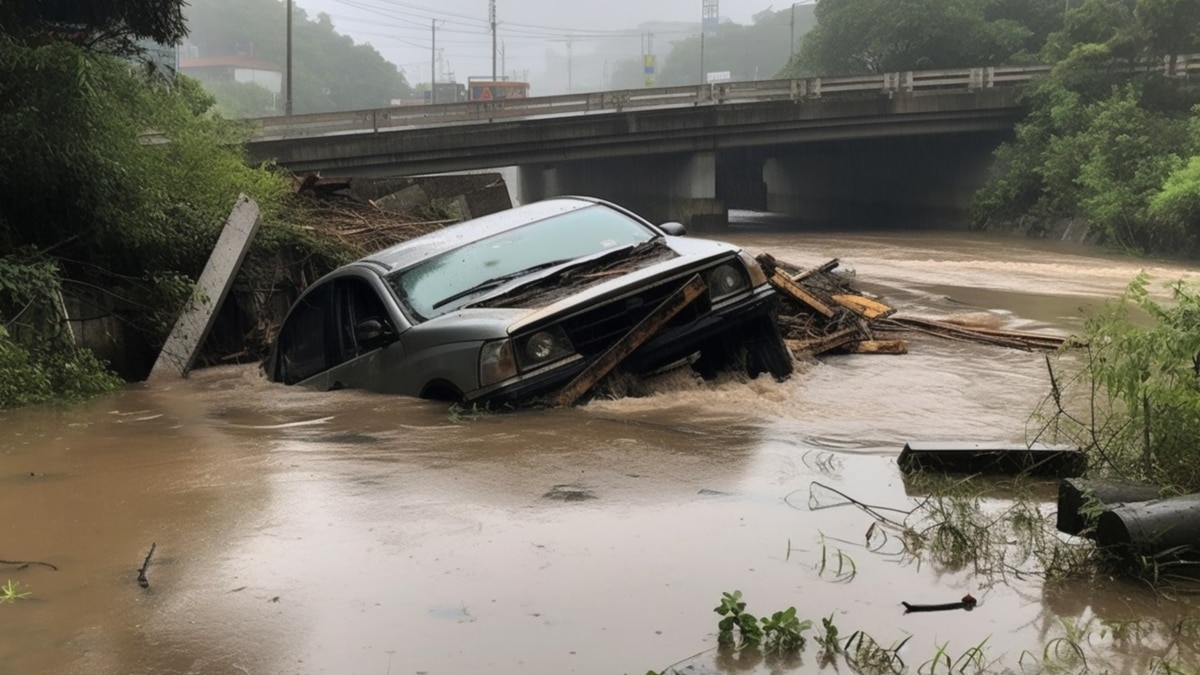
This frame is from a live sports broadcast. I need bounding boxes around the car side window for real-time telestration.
[275,283,332,385]
[333,277,395,365]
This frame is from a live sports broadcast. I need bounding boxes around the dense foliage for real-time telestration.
[778,0,1064,77]
[0,0,187,56]
[0,34,349,408]
[1038,274,1200,492]
[971,0,1200,256]
[605,6,817,88]
[183,0,412,115]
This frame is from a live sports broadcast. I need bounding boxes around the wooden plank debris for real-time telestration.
[149,194,261,380]
[767,268,835,318]
[551,274,708,407]
[843,340,907,354]
[761,253,1066,357]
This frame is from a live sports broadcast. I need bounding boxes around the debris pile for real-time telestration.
[759,254,1066,357]
[757,254,905,357]
[291,174,461,255]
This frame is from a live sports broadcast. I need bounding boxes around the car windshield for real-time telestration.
[388,204,657,320]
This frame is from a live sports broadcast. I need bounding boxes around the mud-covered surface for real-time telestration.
[4,227,1200,674]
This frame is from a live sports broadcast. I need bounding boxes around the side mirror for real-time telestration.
[658,221,687,236]
[355,318,396,348]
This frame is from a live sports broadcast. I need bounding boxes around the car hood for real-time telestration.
[504,235,738,334]
[404,236,740,343]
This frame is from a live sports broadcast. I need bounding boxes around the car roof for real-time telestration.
[361,196,611,273]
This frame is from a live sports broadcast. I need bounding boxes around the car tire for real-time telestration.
[745,316,794,381]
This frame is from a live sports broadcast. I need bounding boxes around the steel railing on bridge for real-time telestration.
[250,55,1199,141]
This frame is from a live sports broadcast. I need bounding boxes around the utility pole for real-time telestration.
[700,0,718,84]
[567,38,573,92]
[790,3,796,57]
[285,0,293,114]
[430,19,438,104]
[489,0,497,80]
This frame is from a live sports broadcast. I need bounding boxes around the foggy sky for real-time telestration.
[291,0,778,87]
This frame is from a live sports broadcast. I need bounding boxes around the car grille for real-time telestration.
[559,275,713,357]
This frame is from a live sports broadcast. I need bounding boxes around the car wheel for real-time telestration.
[694,335,738,379]
[421,380,465,402]
[745,316,794,381]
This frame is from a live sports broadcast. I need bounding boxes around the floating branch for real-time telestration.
[137,543,157,589]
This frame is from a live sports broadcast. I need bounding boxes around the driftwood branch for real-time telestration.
[0,557,58,571]
[137,543,157,588]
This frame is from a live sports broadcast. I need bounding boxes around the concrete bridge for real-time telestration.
[244,59,1194,229]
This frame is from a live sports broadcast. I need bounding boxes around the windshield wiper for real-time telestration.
[431,259,574,310]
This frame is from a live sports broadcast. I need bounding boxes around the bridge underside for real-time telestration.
[250,89,1023,231]
[516,128,1011,231]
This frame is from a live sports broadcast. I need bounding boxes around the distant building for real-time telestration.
[179,55,283,95]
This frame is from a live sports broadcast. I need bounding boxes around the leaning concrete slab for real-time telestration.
[149,194,261,379]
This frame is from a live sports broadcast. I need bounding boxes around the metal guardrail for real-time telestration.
[250,55,1199,141]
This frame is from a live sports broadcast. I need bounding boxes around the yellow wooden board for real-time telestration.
[831,293,894,320]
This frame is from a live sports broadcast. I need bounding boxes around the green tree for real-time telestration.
[972,0,1200,256]
[781,0,1062,77]
[0,34,348,401]
[1042,274,1200,491]
[1136,0,1200,61]
[0,0,188,54]
[652,7,816,86]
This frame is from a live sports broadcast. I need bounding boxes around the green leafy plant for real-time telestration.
[815,613,843,658]
[0,580,31,603]
[714,590,763,648]
[1036,274,1200,493]
[760,606,813,654]
[844,631,910,674]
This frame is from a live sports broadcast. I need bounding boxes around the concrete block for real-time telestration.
[149,194,262,379]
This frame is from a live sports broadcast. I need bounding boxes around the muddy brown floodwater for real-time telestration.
[4,226,1200,675]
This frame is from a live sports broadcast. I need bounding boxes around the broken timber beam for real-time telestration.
[149,194,261,380]
[551,274,708,407]
[785,325,861,356]
[842,339,907,354]
[831,293,894,320]
[767,269,835,318]
[793,258,841,282]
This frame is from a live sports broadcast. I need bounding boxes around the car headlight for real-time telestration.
[516,326,574,369]
[706,262,750,300]
[479,339,517,387]
[739,250,769,288]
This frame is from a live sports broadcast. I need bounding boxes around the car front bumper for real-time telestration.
[466,285,784,407]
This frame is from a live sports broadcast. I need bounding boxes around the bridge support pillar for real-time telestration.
[517,151,727,232]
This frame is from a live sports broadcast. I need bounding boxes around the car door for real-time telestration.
[273,281,335,387]
[322,275,413,393]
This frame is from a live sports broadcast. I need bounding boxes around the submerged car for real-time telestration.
[265,196,793,405]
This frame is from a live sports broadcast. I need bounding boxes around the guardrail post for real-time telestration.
[810,77,821,98]
[371,111,378,133]
[986,66,995,88]
[903,71,914,93]
[790,78,807,101]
